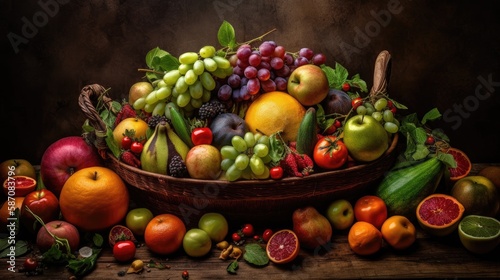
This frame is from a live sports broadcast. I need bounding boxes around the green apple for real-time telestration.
[342,115,389,162]
[198,212,228,242]
[125,207,154,236]
[326,199,355,230]
[182,228,212,257]
[287,64,329,106]
[0,159,37,183]
[451,175,499,217]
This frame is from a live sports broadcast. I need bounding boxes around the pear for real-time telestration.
[292,206,333,250]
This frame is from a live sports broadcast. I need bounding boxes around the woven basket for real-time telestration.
[78,50,399,227]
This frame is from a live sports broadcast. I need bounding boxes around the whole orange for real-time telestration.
[244,91,306,143]
[144,213,186,255]
[354,195,388,229]
[348,221,383,256]
[381,215,417,250]
[59,166,129,232]
[0,197,24,229]
[112,117,148,149]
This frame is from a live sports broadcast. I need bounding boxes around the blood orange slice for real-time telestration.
[3,175,37,197]
[416,193,465,236]
[266,229,300,264]
[446,147,471,182]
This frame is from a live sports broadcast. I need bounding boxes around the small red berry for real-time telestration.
[241,224,254,237]
[342,82,350,92]
[262,229,273,243]
[253,235,260,241]
[182,270,189,279]
[232,232,241,243]
[334,119,342,128]
[425,136,435,145]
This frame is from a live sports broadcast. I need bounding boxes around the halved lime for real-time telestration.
[458,215,500,254]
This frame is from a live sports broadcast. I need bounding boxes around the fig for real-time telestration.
[321,89,352,116]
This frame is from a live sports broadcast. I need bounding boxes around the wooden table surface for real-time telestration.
[1,164,499,279]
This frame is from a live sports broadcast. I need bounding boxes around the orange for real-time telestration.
[112,117,149,149]
[144,213,186,255]
[381,215,417,250]
[59,166,129,232]
[0,197,24,228]
[478,166,500,189]
[445,147,471,182]
[244,91,306,143]
[416,193,465,236]
[266,229,300,264]
[348,221,383,255]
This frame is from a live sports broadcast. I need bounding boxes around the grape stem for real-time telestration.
[137,68,164,75]
[222,28,278,55]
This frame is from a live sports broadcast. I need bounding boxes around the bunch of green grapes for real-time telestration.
[355,97,399,134]
[133,46,233,116]
[220,132,272,181]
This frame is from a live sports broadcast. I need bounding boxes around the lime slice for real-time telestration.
[458,215,500,254]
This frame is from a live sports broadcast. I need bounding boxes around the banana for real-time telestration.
[140,121,190,175]
[169,105,194,148]
[296,107,318,158]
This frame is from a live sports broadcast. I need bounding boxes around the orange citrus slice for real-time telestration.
[446,147,471,182]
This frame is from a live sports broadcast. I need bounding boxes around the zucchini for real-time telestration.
[374,156,444,219]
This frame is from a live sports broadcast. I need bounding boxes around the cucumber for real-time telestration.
[296,107,317,158]
[374,156,445,219]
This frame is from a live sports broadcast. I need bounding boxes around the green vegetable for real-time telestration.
[243,243,269,266]
[374,156,445,218]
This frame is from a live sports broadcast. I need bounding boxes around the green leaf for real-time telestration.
[159,54,180,71]
[243,243,269,266]
[93,233,104,248]
[0,238,9,252]
[421,108,441,124]
[218,20,236,49]
[321,65,336,88]
[437,152,457,168]
[412,144,430,160]
[227,260,239,274]
[413,127,428,144]
[269,133,286,164]
[145,47,170,69]
[105,128,121,159]
[67,248,101,277]
[349,74,368,93]
[41,243,70,265]
[0,240,29,258]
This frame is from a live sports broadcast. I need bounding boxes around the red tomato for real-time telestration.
[113,240,136,262]
[262,229,273,242]
[130,141,144,154]
[191,127,213,146]
[342,82,351,92]
[313,136,348,170]
[23,257,38,271]
[354,195,388,229]
[269,166,283,179]
[241,223,254,237]
[351,97,363,110]
[121,136,132,150]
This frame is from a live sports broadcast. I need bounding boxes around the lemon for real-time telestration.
[458,215,500,254]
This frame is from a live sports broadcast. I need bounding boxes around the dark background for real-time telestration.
[1,0,499,164]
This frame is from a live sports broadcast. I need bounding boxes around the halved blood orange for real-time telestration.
[3,175,37,197]
[446,147,471,182]
[416,193,465,236]
[266,229,300,264]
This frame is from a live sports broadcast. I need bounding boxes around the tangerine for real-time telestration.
[0,197,24,228]
[144,213,186,255]
[445,147,471,182]
[416,193,465,236]
[266,229,300,264]
[348,221,383,255]
[244,91,306,143]
[59,166,129,232]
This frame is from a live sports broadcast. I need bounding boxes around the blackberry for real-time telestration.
[148,115,170,129]
[169,155,188,178]
[198,100,227,120]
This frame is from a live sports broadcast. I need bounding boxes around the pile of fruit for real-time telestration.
[94,21,408,182]
[1,21,499,278]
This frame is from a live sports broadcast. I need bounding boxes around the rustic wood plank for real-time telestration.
[1,163,499,279]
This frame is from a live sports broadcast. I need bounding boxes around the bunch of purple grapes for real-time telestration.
[216,41,327,102]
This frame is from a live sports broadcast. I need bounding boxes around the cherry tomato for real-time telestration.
[253,235,260,241]
[191,127,213,146]
[354,195,388,229]
[241,223,254,237]
[113,240,136,262]
[351,97,363,110]
[182,270,189,279]
[262,229,273,242]
[342,82,351,92]
[130,141,144,154]
[313,136,348,170]
[324,122,337,135]
[231,232,241,242]
[269,166,284,179]
[23,257,38,271]
[425,136,435,145]
[121,136,132,150]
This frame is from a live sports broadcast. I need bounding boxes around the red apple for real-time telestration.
[40,136,102,197]
[21,189,60,234]
[185,145,222,179]
[36,220,80,253]
[287,64,329,106]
